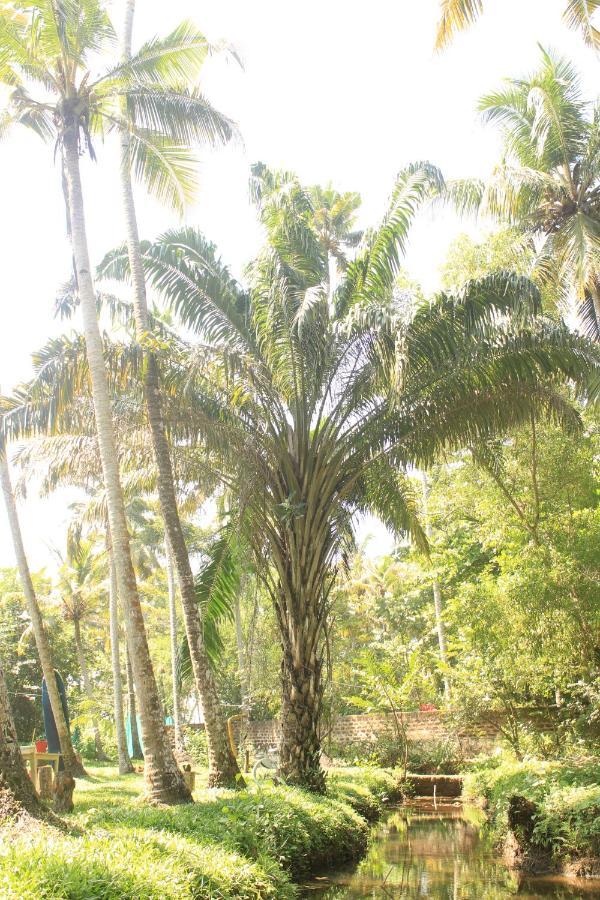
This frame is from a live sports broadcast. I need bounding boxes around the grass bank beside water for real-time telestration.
[463,755,600,872]
[0,765,401,899]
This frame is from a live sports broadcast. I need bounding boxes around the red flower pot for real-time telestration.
[35,739,48,753]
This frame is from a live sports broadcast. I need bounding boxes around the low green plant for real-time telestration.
[0,765,398,898]
[463,753,600,861]
[183,728,209,768]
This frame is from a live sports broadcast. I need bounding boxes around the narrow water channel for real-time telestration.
[303,801,600,898]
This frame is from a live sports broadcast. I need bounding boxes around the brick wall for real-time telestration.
[179,708,556,755]
[231,708,556,753]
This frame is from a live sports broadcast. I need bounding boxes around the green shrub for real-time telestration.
[183,728,209,768]
[406,739,465,775]
[0,766,398,898]
[463,753,600,860]
[328,736,403,768]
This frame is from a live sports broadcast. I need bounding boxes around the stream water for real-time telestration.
[303,801,600,898]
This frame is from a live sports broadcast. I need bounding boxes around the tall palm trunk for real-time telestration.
[72,617,108,761]
[126,649,143,760]
[421,471,451,700]
[0,453,83,778]
[108,546,133,774]
[61,125,190,804]
[118,0,242,789]
[166,541,182,749]
[0,663,41,814]
[277,578,326,793]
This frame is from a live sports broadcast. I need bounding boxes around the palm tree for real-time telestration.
[115,0,241,788]
[0,449,83,777]
[0,0,229,802]
[102,162,599,790]
[308,182,362,304]
[56,529,109,761]
[435,0,600,50]
[448,49,600,339]
[0,662,42,815]
[107,538,134,774]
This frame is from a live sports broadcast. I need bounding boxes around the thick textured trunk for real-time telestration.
[61,128,190,804]
[0,454,83,778]
[126,649,143,760]
[0,663,41,813]
[166,541,182,749]
[421,471,451,700]
[108,547,133,774]
[72,618,108,761]
[279,629,326,792]
[117,2,241,788]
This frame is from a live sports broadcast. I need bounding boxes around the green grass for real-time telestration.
[0,765,399,899]
[463,755,600,861]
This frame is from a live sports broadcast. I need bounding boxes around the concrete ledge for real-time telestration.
[406,774,463,797]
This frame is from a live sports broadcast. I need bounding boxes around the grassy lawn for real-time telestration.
[0,765,401,899]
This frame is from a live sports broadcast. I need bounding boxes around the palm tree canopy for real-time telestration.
[446,48,600,338]
[435,1,600,50]
[96,163,600,610]
[0,0,237,211]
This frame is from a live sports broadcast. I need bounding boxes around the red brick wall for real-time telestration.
[179,709,556,755]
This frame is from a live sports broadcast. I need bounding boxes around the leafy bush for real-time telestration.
[329,735,463,773]
[183,728,209,767]
[463,754,600,860]
[328,735,404,768]
[406,739,465,774]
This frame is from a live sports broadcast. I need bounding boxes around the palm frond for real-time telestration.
[435,0,484,50]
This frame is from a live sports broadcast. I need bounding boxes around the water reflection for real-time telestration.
[304,802,600,898]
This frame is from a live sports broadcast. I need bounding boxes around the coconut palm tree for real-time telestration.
[116,0,241,786]
[0,449,83,777]
[102,162,600,790]
[447,49,600,339]
[0,0,237,800]
[435,0,600,50]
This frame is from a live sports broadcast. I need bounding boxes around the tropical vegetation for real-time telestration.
[0,1,599,897]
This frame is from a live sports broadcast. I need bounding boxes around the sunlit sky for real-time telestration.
[0,0,597,569]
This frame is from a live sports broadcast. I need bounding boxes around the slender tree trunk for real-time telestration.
[126,649,143,760]
[421,471,451,700]
[108,546,133,774]
[61,126,190,804]
[234,592,250,716]
[72,617,108,761]
[0,453,83,778]
[166,541,182,750]
[117,0,242,789]
[0,662,42,814]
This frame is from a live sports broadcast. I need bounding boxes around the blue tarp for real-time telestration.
[125,714,144,759]
[41,670,70,769]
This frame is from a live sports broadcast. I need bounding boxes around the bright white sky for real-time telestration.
[0,0,598,569]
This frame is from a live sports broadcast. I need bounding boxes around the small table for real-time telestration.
[20,746,61,790]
